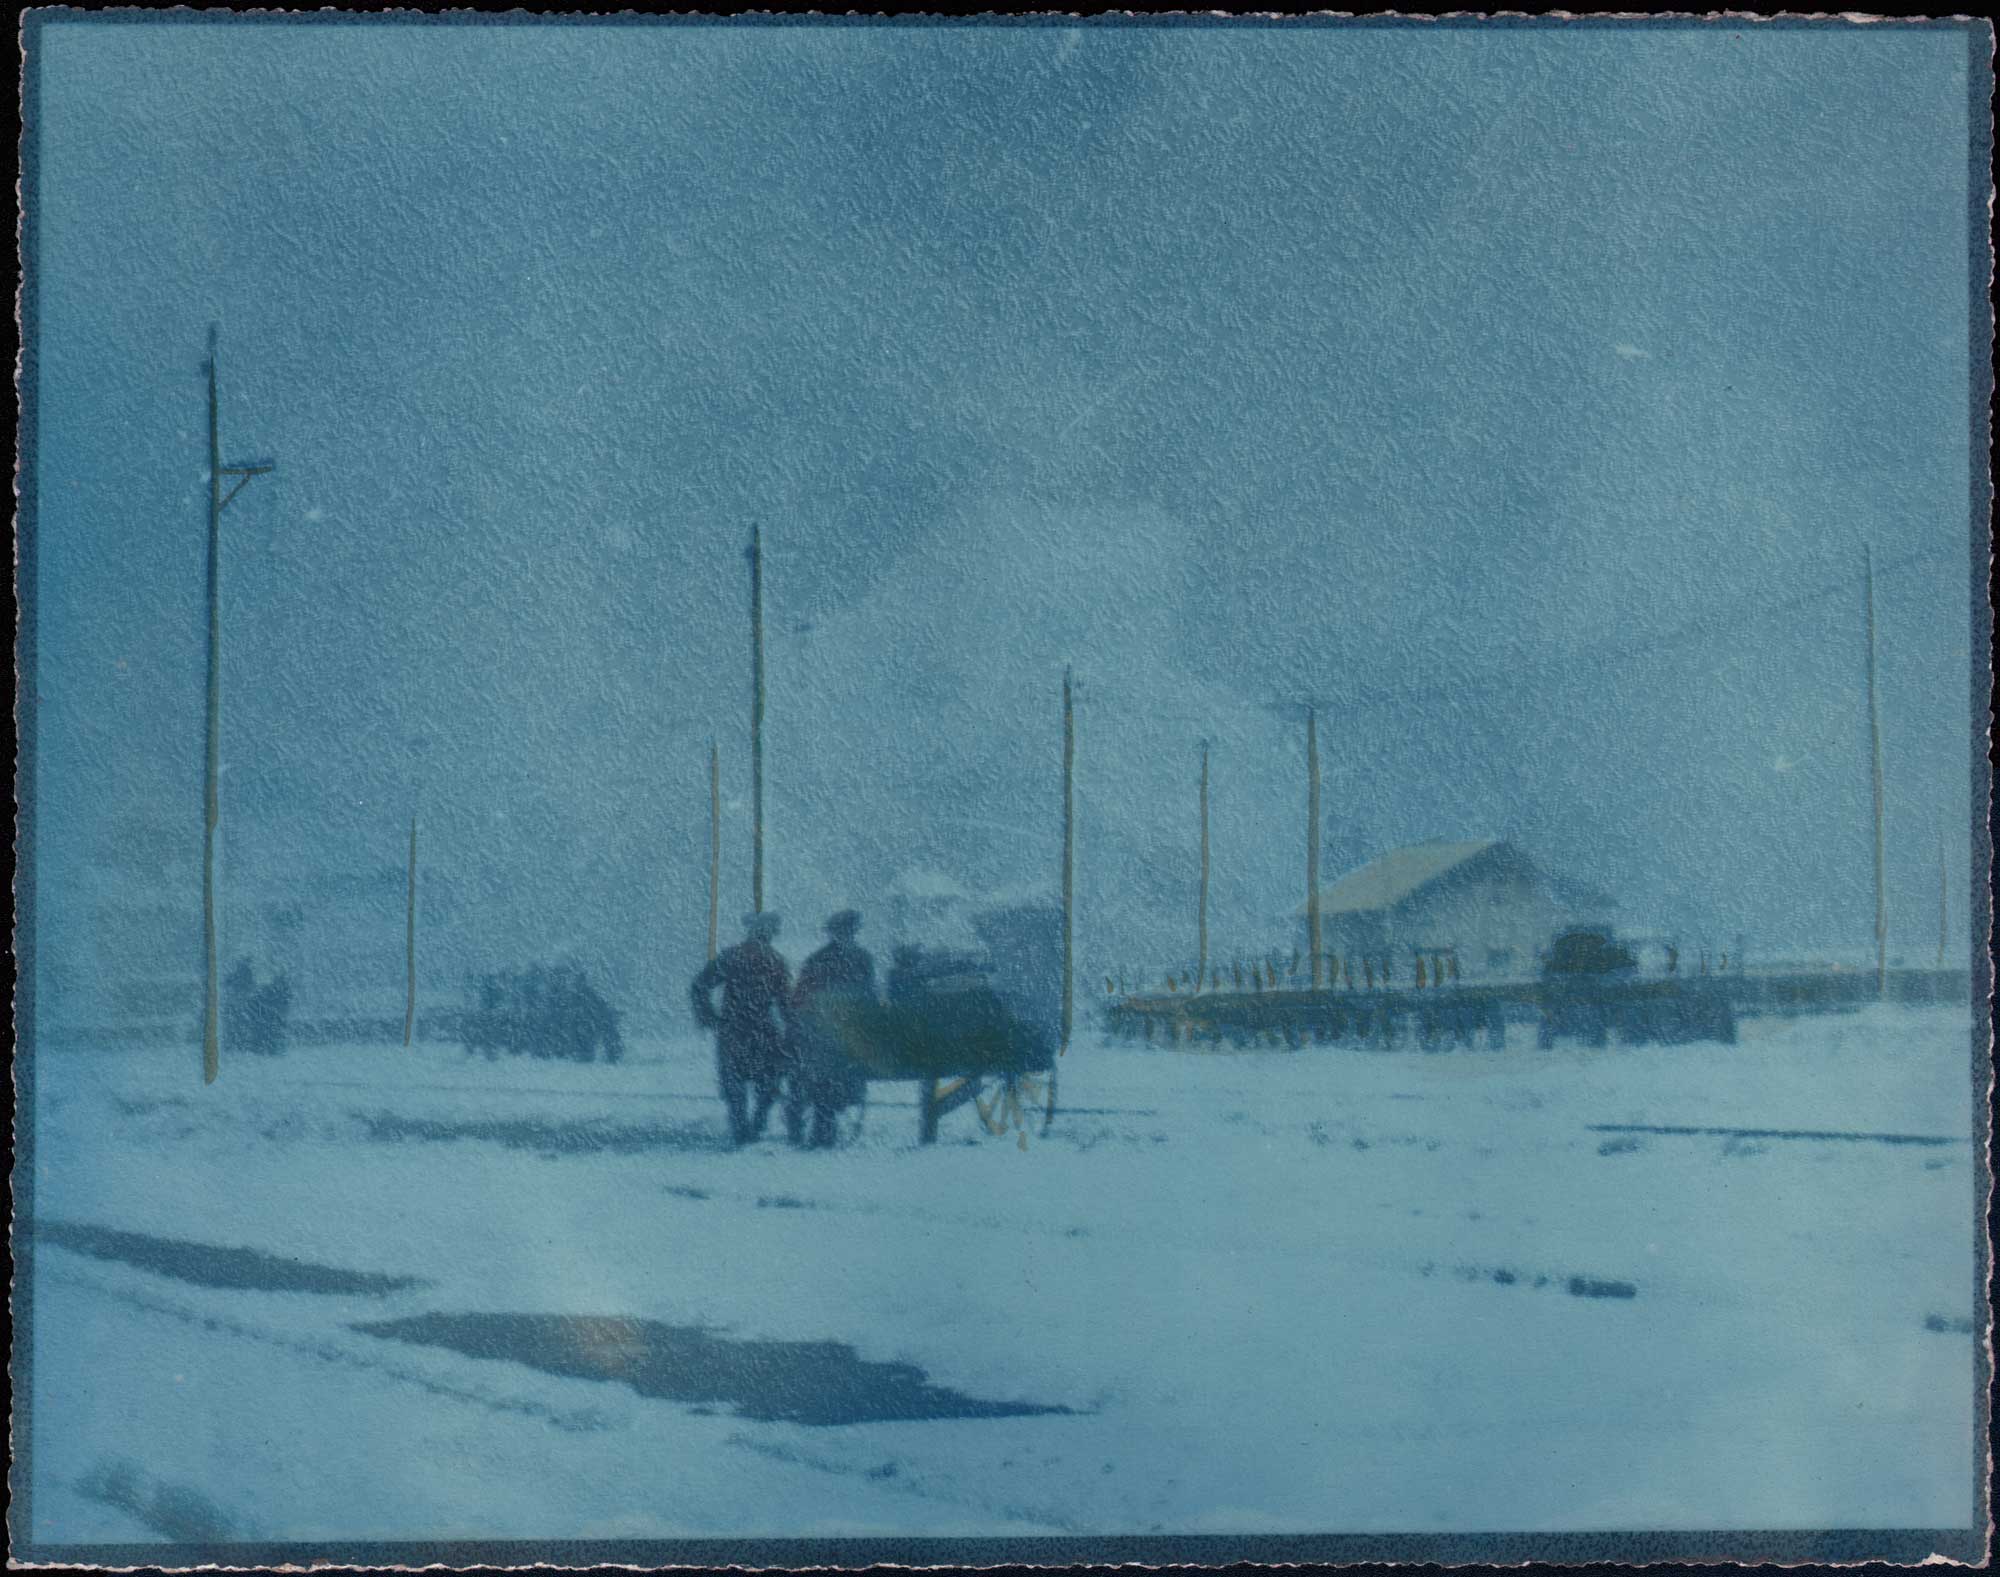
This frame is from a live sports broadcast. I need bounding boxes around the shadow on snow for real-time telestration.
[353,1312,1075,1427]
[36,1219,424,1295]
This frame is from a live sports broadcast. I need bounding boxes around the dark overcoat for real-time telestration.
[691,939,792,1077]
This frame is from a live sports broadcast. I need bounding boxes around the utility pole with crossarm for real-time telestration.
[202,325,276,1084]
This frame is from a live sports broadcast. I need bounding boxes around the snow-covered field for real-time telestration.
[20,1005,1983,1548]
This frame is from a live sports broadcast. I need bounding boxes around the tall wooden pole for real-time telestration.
[749,524,765,914]
[1938,821,1947,971]
[1864,547,1887,997]
[1061,666,1074,1055]
[196,326,272,1083]
[1306,705,1322,990]
[708,740,721,961]
[1197,742,1209,995]
[202,330,224,1084]
[403,814,418,1047]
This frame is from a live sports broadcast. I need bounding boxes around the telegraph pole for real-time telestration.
[1864,547,1887,997]
[1306,705,1323,989]
[1061,666,1074,1055]
[1938,820,1947,971]
[748,524,765,914]
[403,814,418,1047]
[1197,741,1210,995]
[201,325,275,1084]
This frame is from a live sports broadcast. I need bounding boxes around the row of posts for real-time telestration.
[1113,950,1464,997]
[1116,943,1754,998]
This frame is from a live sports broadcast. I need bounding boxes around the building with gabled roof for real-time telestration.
[1295,838,1615,978]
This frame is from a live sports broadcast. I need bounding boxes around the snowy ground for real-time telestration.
[20,1005,1983,1548]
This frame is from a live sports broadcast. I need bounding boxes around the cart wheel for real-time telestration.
[975,1067,1057,1142]
[836,1086,868,1147]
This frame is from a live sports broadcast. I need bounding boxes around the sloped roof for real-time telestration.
[1300,839,1505,918]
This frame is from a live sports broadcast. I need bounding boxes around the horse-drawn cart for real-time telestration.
[809,904,1063,1146]
[816,980,1056,1145]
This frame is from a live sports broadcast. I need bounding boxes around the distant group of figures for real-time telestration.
[462,964,626,1064]
[690,909,874,1149]
[222,958,292,1057]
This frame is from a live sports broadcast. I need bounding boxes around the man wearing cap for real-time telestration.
[787,909,876,1148]
[690,912,792,1147]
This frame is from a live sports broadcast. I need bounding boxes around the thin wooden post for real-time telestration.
[1197,742,1209,996]
[1864,546,1887,997]
[708,740,721,962]
[749,524,765,914]
[1061,666,1074,1055]
[403,814,418,1046]
[1938,821,1947,971]
[1306,705,1322,989]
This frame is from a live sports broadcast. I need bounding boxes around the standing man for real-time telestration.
[690,912,791,1147]
[789,909,876,1149]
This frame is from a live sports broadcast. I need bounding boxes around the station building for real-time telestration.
[1296,839,1615,979]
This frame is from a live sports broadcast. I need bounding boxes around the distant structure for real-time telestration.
[48,814,469,1046]
[1294,839,1615,978]
[972,899,1066,1049]
[44,813,201,1045]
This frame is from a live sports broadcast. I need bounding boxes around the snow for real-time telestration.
[23,1004,1981,1547]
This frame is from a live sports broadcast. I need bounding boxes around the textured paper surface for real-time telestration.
[11,12,1993,1568]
